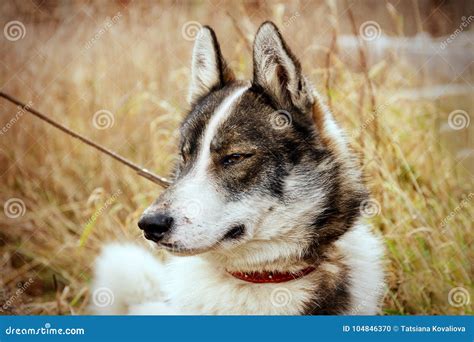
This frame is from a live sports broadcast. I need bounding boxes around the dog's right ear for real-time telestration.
[187,26,235,105]
[252,21,314,113]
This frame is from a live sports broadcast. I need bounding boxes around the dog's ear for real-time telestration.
[252,21,314,112]
[188,26,235,105]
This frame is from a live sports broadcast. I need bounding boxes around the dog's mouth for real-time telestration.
[222,224,246,240]
[156,224,247,256]
[158,242,211,256]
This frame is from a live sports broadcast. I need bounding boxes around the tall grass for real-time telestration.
[0,1,472,315]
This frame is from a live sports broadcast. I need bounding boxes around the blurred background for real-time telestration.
[0,0,472,315]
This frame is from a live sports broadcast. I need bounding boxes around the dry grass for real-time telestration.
[0,1,472,315]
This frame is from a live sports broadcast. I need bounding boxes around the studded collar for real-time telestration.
[227,266,316,284]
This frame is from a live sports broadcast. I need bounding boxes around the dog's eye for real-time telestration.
[221,153,252,166]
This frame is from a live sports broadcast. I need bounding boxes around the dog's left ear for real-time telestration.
[188,26,235,105]
[252,21,314,113]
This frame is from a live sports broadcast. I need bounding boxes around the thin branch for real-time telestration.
[0,92,171,188]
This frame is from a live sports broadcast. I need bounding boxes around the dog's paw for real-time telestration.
[90,243,166,314]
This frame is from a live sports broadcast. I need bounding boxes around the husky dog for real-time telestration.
[92,22,384,315]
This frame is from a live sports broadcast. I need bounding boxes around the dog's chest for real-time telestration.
[163,257,315,315]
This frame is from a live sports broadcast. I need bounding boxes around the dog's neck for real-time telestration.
[203,240,318,274]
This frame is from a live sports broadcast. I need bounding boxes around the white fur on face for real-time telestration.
[166,86,250,251]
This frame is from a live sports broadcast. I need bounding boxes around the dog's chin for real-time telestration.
[157,242,215,256]
[151,236,248,257]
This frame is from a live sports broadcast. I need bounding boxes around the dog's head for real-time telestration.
[139,22,367,261]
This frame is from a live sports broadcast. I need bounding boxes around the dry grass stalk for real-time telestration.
[345,2,379,146]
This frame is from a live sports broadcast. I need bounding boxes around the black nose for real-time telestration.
[138,213,174,242]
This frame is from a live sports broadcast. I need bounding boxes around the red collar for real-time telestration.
[227,266,316,284]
